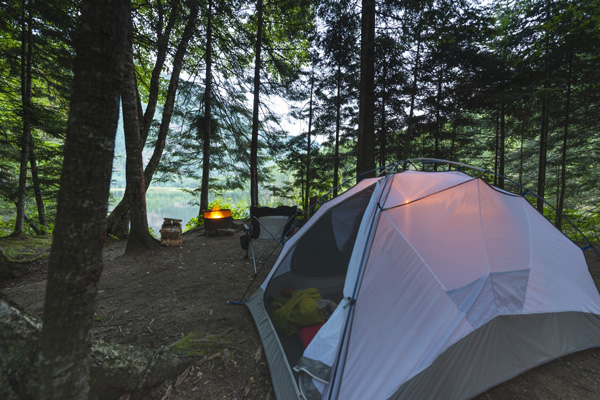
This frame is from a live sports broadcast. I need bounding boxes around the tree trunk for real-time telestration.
[2,296,208,400]
[106,3,198,238]
[556,53,572,230]
[200,0,213,215]
[305,67,314,212]
[140,0,180,144]
[356,0,376,180]
[29,142,48,233]
[537,0,551,214]
[433,68,442,171]
[14,0,33,236]
[123,19,158,254]
[493,107,499,185]
[403,24,421,161]
[250,0,263,207]
[537,85,550,213]
[379,62,388,169]
[143,4,198,190]
[37,1,129,399]
[106,198,130,239]
[449,120,457,161]
[498,100,506,189]
[333,63,341,198]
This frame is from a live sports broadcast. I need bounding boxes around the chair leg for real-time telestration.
[249,241,257,275]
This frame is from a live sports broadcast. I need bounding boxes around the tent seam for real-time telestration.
[381,211,447,291]
[478,180,499,319]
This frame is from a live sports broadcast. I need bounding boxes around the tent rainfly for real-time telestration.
[246,169,600,400]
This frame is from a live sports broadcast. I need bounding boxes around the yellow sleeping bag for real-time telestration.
[269,288,324,336]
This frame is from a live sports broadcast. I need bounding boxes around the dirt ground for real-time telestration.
[1,229,600,400]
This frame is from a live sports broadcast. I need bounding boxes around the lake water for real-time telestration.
[109,188,288,235]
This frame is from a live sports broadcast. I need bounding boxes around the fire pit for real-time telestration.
[203,206,233,235]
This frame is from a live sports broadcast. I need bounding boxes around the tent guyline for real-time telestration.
[243,160,600,400]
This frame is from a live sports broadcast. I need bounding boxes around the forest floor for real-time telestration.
[1,229,600,400]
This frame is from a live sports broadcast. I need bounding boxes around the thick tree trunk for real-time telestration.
[106,198,130,239]
[37,1,129,399]
[123,21,158,254]
[14,0,33,236]
[356,0,376,180]
[250,0,263,207]
[106,3,197,238]
[200,0,213,215]
[1,296,207,400]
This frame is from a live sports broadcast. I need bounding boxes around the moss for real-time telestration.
[0,235,52,261]
[168,333,230,357]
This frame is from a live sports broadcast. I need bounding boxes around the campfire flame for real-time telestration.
[204,205,231,220]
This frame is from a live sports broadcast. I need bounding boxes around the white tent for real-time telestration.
[246,169,600,400]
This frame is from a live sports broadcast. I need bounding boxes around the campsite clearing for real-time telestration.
[1,229,599,399]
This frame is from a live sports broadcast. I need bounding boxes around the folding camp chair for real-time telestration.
[241,206,297,275]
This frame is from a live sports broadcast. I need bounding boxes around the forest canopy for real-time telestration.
[1,0,600,242]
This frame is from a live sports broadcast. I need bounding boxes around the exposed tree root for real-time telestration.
[0,296,214,400]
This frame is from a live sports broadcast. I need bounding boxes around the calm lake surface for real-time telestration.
[109,188,286,236]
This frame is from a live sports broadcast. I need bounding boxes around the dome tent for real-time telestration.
[246,163,600,400]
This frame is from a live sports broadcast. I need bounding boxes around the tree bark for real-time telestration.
[379,60,388,169]
[200,0,213,215]
[537,84,550,213]
[537,0,551,214]
[356,0,376,180]
[403,15,422,161]
[106,3,198,238]
[333,63,342,198]
[142,3,198,190]
[123,19,158,254]
[29,142,48,233]
[433,68,443,171]
[140,0,180,144]
[2,296,207,400]
[556,52,572,230]
[14,0,33,236]
[250,0,264,207]
[498,100,506,189]
[305,67,314,212]
[493,108,499,185]
[37,1,129,398]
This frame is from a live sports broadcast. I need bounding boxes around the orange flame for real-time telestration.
[203,205,231,220]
